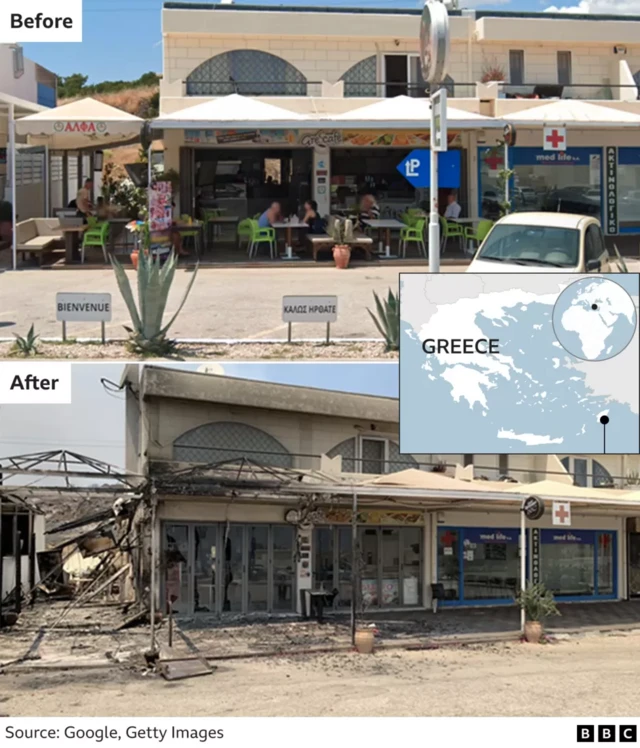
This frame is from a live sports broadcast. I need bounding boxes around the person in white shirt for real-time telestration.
[443,192,462,220]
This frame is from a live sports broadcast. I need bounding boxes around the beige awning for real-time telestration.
[503,479,629,501]
[505,100,640,128]
[153,93,309,129]
[14,97,143,149]
[331,95,504,129]
[364,468,511,492]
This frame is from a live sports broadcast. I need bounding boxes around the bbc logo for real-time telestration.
[578,726,638,743]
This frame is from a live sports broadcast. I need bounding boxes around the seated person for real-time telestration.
[76,179,94,221]
[302,200,325,234]
[444,191,462,221]
[358,193,380,227]
[258,201,281,229]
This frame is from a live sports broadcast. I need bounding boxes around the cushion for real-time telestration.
[18,236,57,250]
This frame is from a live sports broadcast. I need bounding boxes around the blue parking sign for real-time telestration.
[397,149,461,189]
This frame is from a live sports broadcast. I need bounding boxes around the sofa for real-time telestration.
[15,218,63,265]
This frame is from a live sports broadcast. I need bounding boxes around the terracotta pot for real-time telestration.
[354,628,375,654]
[524,620,543,644]
[333,244,351,269]
[131,250,139,270]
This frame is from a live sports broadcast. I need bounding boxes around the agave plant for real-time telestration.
[367,289,399,352]
[12,324,39,357]
[328,217,355,245]
[111,248,198,356]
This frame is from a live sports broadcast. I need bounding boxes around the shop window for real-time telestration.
[437,527,520,604]
[173,422,293,468]
[540,530,615,599]
[340,55,377,98]
[327,437,418,474]
[509,50,525,86]
[560,457,614,488]
[186,50,307,96]
[618,148,640,234]
[557,51,572,87]
[1,513,29,557]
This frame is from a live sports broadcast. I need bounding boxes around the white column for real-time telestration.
[9,104,17,271]
[520,509,526,634]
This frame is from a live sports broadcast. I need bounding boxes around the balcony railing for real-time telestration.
[182,80,638,101]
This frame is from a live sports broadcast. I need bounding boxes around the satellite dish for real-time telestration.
[420,0,450,85]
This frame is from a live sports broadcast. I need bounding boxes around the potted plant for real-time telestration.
[352,548,376,654]
[328,217,355,269]
[516,582,560,643]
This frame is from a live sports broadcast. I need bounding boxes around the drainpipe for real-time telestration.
[9,103,17,271]
[520,507,526,635]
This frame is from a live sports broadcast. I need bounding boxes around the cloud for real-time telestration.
[544,0,640,12]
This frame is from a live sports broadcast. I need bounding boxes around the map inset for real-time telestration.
[400,273,640,454]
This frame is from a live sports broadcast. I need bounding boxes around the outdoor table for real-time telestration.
[271,220,309,261]
[362,218,406,259]
[59,225,87,264]
[205,215,240,250]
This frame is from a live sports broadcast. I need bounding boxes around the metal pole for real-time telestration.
[504,142,510,210]
[428,97,440,273]
[149,484,158,653]
[287,322,292,344]
[44,145,50,217]
[350,489,358,646]
[0,496,3,626]
[325,322,330,345]
[147,143,153,219]
[101,321,106,345]
[13,515,21,615]
[62,321,67,342]
[9,105,17,271]
[520,508,526,635]
[28,512,36,606]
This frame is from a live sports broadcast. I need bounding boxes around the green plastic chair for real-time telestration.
[439,215,465,253]
[399,218,427,258]
[81,220,109,263]
[248,219,276,259]
[464,219,494,254]
[237,217,253,249]
[179,214,201,255]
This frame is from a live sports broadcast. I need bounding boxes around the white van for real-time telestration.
[467,212,612,273]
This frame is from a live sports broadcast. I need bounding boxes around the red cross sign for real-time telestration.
[484,153,504,171]
[543,126,567,152]
[552,501,571,527]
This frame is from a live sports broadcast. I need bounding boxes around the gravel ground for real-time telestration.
[2,632,640,717]
[0,341,396,360]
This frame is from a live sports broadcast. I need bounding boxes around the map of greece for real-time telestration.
[400,274,640,454]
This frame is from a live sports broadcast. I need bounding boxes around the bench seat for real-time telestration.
[307,233,374,261]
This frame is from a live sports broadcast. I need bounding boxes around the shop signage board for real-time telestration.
[56,292,112,344]
[510,147,601,167]
[464,528,519,544]
[531,528,541,584]
[397,149,461,189]
[606,146,618,235]
[320,509,424,526]
[522,495,545,521]
[552,501,571,527]
[282,295,338,344]
[543,126,567,152]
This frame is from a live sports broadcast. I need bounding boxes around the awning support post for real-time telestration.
[350,488,358,647]
[520,507,526,635]
[9,104,17,271]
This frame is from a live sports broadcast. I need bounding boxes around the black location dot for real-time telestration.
[591,304,598,310]
[600,415,610,425]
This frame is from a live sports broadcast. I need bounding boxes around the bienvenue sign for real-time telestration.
[56,293,112,322]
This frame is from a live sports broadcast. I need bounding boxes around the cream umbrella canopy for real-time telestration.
[10,98,144,269]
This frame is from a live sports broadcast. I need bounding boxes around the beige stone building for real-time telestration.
[157,3,640,248]
[124,365,640,617]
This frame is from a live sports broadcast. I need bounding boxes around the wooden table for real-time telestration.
[271,221,309,261]
[59,225,87,264]
[362,218,406,259]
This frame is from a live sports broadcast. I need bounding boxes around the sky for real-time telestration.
[0,362,398,483]
[20,0,640,84]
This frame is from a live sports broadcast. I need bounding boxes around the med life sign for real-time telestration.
[397,149,461,189]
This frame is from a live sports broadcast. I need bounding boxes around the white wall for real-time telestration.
[0,45,39,103]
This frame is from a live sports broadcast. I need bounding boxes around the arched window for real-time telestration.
[560,457,614,488]
[340,55,377,97]
[186,50,307,96]
[327,436,418,474]
[173,422,293,468]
